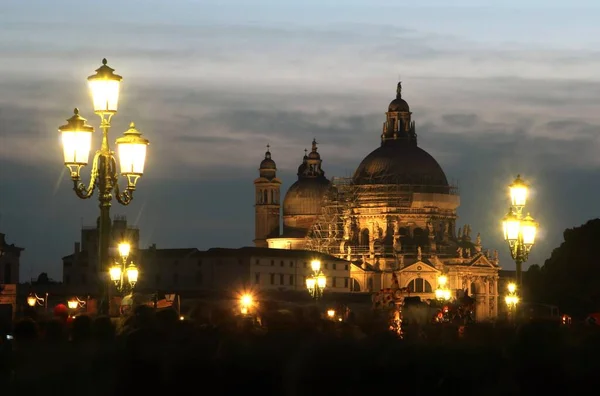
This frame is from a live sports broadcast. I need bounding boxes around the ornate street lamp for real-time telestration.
[58,59,150,314]
[306,259,327,301]
[109,242,139,295]
[27,293,48,310]
[435,275,452,302]
[502,175,539,287]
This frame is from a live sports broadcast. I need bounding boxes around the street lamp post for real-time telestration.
[58,59,150,314]
[502,175,539,288]
[109,242,139,295]
[305,259,327,301]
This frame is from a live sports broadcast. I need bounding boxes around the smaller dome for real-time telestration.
[388,80,410,112]
[388,98,410,113]
[260,156,276,170]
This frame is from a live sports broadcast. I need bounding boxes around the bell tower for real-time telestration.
[254,145,282,247]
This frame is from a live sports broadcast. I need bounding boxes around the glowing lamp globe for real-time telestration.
[67,299,78,310]
[240,294,253,307]
[310,259,321,272]
[327,309,335,318]
[502,210,520,243]
[306,277,316,290]
[520,214,538,246]
[87,58,122,114]
[109,264,122,283]
[27,295,37,307]
[435,289,444,300]
[126,263,139,285]
[438,275,447,287]
[118,242,131,261]
[317,274,327,289]
[115,122,150,188]
[509,175,528,208]
[59,108,94,173]
[507,283,516,294]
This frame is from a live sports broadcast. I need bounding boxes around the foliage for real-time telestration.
[530,219,600,317]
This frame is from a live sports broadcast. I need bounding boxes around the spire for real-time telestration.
[396,81,402,99]
[259,144,276,179]
[265,144,271,159]
[304,148,308,159]
[311,138,318,153]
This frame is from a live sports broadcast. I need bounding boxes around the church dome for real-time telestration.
[353,138,449,190]
[283,177,330,216]
[283,139,330,217]
[260,156,276,170]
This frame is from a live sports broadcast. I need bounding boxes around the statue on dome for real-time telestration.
[456,246,463,258]
[475,232,481,246]
[396,81,402,98]
[417,246,422,261]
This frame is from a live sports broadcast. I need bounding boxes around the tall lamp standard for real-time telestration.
[58,59,150,313]
[109,242,139,295]
[502,175,539,288]
[305,259,327,301]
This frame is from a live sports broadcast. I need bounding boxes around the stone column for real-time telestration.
[494,276,499,317]
[485,278,490,320]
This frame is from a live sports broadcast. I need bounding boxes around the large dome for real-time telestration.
[283,177,330,216]
[353,140,449,190]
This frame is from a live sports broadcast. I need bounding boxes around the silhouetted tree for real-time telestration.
[35,272,50,285]
[536,219,600,317]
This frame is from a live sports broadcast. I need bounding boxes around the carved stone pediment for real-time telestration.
[399,261,439,273]
[468,254,495,268]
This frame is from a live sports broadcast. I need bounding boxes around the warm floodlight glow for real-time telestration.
[505,295,519,306]
[109,264,122,282]
[310,259,321,272]
[240,294,253,307]
[116,122,150,185]
[67,299,79,310]
[509,175,528,208]
[438,275,448,287]
[59,108,94,168]
[521,214,538,246]
[118,242,131,261]
[27,295,37,307]
[317,274,327,289]
[87,58,123,113]
[126,263,138,285]
[435,289,444,300]
[327,309,335,318]
[502,210,520,242]
[507,283,516,294]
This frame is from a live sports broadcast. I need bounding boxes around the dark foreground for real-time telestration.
[1,307,599,396]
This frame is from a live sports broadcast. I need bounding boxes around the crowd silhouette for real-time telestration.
[1,305,599,396]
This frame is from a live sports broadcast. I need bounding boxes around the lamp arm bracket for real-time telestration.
[73,151,101,199]
[111,156,134,205]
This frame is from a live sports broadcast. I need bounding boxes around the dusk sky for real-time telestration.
[2,0,600,281]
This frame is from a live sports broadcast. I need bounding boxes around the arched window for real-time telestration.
[407,278,432,293]
[361,229,370,246]
[271,189,274,204]
[263,190,268,204]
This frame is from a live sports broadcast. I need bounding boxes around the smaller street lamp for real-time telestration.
[502,175,539,287]
[435,275,452,301]
[505,282,519,320]
[27,293,48,310]
[109,242,139,294]
[68,297,87,311]
[306,259,327,301]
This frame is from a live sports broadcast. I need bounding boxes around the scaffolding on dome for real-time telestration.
[303,173,459,258]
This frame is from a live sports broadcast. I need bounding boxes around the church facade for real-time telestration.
[254,81,501,321]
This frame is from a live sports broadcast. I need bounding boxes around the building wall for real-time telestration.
[0,233,23,284]
[62,217,140,294]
